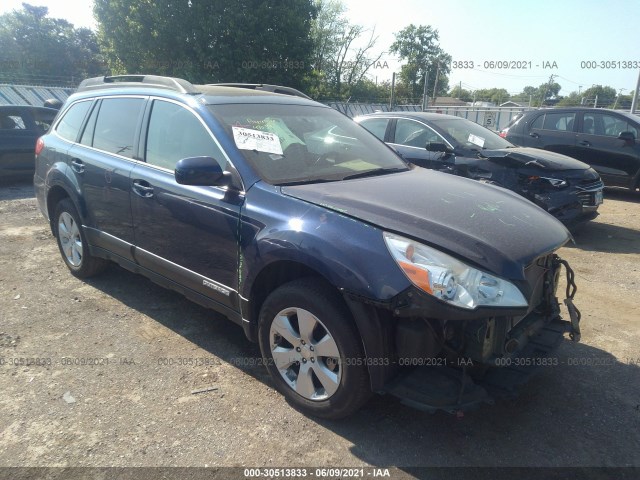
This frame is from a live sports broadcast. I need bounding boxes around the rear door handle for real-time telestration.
[132,179,154,198]
[71,158,84,174]
[529,132,539,138]
[579,140,591,147]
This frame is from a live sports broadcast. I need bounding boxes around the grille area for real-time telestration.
[576,179,604,206]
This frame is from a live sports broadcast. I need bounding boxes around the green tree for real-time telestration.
[472,88,510,105]
[389,24,451,101]
[580,85,617,107]
[449,85,472,102]
[512,82,562,107]
[309,0,384,99]
[0,3,104,86]
[94,0,317,90]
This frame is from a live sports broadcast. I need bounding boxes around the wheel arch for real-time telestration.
[244,259,397,392]
[244,260,337,341]
[46,185,73,234]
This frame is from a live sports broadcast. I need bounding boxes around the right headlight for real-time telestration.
[383,232,528,310]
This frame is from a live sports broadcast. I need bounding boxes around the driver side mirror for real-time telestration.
[175,156,230,186]
[618,131,635,143]
[426,142,453,154]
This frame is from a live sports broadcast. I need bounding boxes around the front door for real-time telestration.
[130,99,243,311]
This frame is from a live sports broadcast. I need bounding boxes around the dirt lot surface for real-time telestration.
[1,179,639,476]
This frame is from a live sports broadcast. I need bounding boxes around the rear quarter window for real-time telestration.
[56,101,92,142]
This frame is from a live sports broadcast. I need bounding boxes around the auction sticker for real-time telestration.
[232,126,283,155]
[468,133,485,148]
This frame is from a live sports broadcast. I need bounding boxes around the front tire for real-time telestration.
[258,278,371,419]
[53,198,108,278]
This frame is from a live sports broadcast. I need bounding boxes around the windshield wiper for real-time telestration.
[276,177,341,186]
[341,167,407,181]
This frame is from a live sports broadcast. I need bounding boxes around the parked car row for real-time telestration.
[500,107,640,192]
[34,75,582,418]
[354,112,604,228]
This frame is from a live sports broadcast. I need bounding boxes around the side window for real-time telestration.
[56,101,92,142]
[93,98,145,158]
[582,114,597,135]
[599,114,634,137]
[33,109,56,132]
[531,114,544,130]
[359,118,389,141]
[145,100,226,171]
[542,112,575,131]
[80,102,99,147]
[395,119,442,147]
[625,122,639,138]
[0,112,26,130]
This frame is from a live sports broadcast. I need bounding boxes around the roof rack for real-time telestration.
[208,83,311,99]
[77,75,199,94]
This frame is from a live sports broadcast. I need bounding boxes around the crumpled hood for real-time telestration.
[282,168,570,280]
[479,147,589,171]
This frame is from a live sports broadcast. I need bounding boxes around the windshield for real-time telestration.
[209,104,408,184]
[429,117,514,150]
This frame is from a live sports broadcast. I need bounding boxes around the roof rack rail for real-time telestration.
[208,83,311,99]
[77,75,199,94]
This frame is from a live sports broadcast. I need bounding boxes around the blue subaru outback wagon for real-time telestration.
[34,75,582,418]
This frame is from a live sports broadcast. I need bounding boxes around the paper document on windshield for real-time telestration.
[232,126,283,155]
[468,134,485,148]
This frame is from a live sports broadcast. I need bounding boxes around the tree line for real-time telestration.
[0,1,633,108]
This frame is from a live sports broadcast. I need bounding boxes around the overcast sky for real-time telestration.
[1,0,638,96]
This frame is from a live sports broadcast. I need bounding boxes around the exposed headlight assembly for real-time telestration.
[525,175,568,188]
[383,232,528,310]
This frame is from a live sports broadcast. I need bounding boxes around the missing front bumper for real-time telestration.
[385,318,575,414]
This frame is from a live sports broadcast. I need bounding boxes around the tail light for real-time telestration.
[35,137,44,156]
[498,130,508,138]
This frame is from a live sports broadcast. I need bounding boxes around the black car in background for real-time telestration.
[0,105,58,179]
[501,107,640,191]
[354,112,604,227]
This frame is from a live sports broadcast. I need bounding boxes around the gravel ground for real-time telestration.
[0,179,639,477]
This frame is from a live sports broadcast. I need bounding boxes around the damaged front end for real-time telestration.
[383,253,581,414]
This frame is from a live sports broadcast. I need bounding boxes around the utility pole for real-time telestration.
[422,70,429,111]
[540,74,556,107]
[431,62,440,106]
[389,72,396,111]
[631,69,640,113]
[613,88,626,109]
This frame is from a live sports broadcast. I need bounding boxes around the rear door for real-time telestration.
[64,96,145,260]
[130,98,243,312]
[526,111,577,158]
[574,111,640,188]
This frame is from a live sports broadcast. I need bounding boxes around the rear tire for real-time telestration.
[53,198,108,278]
[258,278,371,419]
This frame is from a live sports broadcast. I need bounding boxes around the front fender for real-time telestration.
[238,183,410,303]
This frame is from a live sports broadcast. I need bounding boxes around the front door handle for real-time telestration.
[529,132,540,138]
[579,140,591,147]
[132,179,154,198]
[71,158,84,174]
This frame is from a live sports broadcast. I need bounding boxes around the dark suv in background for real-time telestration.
[35,75,582,418]
[0,105,58,179]
[501,107,640,191]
